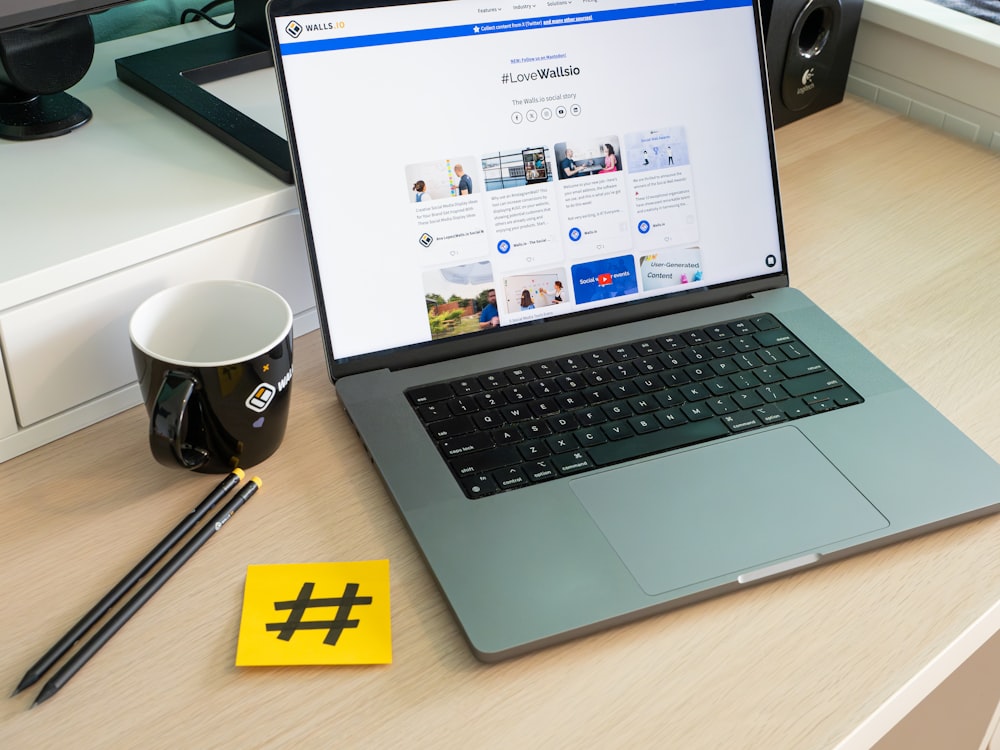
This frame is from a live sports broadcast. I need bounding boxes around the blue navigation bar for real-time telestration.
[279,0,751,55]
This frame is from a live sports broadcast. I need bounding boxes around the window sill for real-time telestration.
[848,0,1000,150]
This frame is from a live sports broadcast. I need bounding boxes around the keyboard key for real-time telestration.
[408,382,454,405]
[610,344,638,361]
[440,433,494,457]
[681,403,713,421]
[518,441,550,460]
[682,329,709,345]
[428,415,475,439]
[546,434,579,453]
[452,378,482,396]
[828,387,862,406]
[548,414,579,432]
[584,350,611,366]
[722,411,763,432]
[493,466,530,491]
[629,415,661,434]
[753,404,787,425]
[552,450,595,475]
[754,328,795,347]
[575,428,609,447]
[783,400,812,419]
[461,473,499,498]
[778,357,826,378]
[478,372,508,388]
[417,403,451,422]
[750,314,780,330]
[492,427,522,445]
[602,421,634,441]
[505,367,532,384]
[729,320,757,336]
[525,460,558,482]
[449,446,520,476]
[532,361,559,378]
[521,421,552,438]
[782,371,845,397]
[476,391,505,408]
[656,407,688,427]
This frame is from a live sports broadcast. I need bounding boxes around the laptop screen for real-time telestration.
[271,0,784,369]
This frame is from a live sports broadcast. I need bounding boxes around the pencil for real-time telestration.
[31,476,262,707]
[12,468,246,696]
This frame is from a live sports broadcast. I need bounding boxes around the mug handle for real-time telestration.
[149,371,210,470]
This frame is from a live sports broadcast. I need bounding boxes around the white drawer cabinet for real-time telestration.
[0,212,315,460]
[0,24,318,463]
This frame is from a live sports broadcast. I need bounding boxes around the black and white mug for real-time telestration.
[129,280,294,472]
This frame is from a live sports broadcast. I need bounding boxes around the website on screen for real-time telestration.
[276,0,782,359]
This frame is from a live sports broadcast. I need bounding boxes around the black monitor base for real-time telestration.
[0,91,92,140]
[115,29,292,184]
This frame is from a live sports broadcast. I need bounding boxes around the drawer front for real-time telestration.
[0,213,313,428]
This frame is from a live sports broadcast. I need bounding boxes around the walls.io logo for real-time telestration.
[246,383,277,412]
[285,20,303,38]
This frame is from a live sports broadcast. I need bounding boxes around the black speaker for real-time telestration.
[0,16,95,139]
[762,0,864,127]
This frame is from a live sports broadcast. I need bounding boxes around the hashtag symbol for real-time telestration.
[265,581,373,646]
[501,73,509,83]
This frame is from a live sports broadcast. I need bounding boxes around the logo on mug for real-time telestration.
[246,383,277,413]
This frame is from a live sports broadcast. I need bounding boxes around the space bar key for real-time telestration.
[588,420,730,466]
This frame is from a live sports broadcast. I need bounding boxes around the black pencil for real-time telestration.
[12,468,246,696]
[31,475,262,707]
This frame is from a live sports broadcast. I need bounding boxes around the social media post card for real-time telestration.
[482,146,555,191]
[421,261,501,337]
[554,135,623,179]
[501,268,571,317]
[624,127,689,174]
[639,247,704,291]
[405,156,480,203]
[483,144,565,270]
[624,128,700,252]
[406,160,489,264]
[559,179,631,260]
[571,254,639,305]
[406,156,488,262]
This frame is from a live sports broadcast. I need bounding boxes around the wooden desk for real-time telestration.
[2,97,999,748]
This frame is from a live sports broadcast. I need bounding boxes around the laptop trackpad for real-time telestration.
[571,427,889,596]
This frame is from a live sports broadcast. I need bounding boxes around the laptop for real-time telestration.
[266,0,1000,660]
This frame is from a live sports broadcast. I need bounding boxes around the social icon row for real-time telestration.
[511,103,583,124]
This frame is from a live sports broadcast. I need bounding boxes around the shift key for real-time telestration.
[783,371,845,397]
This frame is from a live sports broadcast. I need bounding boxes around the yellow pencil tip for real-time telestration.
[251,476,262,490]
[234,468,246,480]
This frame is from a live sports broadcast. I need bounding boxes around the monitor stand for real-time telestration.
[114,0,292,183]
[0,17,95,140]
[0,88,92,140]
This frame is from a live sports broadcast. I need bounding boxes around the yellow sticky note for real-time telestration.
[235,561,391,666]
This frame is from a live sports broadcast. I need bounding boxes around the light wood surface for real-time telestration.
[2,96,999,749]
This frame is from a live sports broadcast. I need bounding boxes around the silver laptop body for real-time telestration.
[267,0,1000,660]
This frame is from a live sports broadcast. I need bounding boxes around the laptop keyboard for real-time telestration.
[406,313,863,499]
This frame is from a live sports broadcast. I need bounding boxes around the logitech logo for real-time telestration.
[286,20,303,38]
[796,67,816,95]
